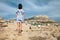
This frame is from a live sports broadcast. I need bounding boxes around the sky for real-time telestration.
[0,0,60,22]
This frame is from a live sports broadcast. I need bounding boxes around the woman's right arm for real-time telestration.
[16,12,18,17]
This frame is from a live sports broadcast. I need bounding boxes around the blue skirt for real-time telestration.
[16,18,24,23]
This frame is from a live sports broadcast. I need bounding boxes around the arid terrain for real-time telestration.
[0,15,60,40]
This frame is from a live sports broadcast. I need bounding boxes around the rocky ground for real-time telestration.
[0,22,60,40]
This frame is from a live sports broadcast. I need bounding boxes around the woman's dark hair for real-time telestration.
[18,4,22,9]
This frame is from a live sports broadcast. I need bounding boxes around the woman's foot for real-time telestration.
[20,30,23,33]
[18,30,23,33]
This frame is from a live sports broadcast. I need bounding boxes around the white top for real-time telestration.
[16,9,24,21]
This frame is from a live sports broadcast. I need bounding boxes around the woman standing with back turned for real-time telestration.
[16,3,24,33]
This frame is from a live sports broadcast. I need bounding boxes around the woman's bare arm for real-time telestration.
[22,13,24,16]
[16,13,18,17]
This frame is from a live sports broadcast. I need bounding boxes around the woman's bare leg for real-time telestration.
[17,23,19,31]
[17,22,22,33]
[20,22,22,31]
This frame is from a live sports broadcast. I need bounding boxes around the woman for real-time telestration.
[16,3,24,33]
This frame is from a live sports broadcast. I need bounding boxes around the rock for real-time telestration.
[57,36,60,40]
[51,32,60,38]
[29,36,46,40]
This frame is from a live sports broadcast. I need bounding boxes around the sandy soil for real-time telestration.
[0,22,60,40]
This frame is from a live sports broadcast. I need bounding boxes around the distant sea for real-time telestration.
[50,17,60,23]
